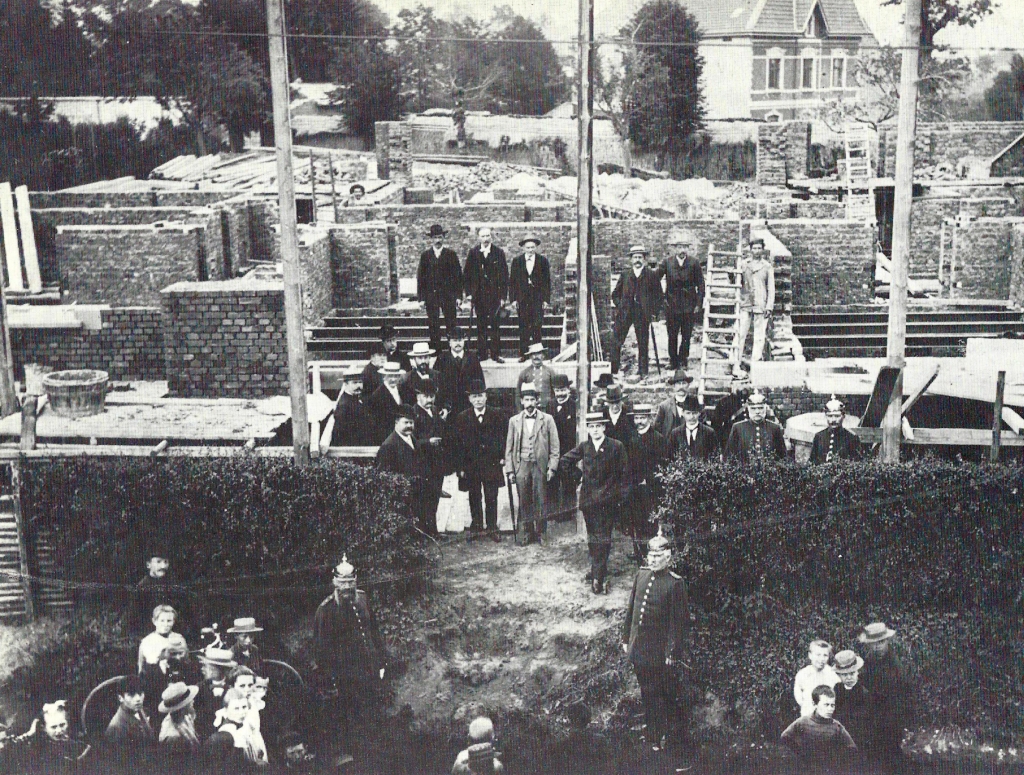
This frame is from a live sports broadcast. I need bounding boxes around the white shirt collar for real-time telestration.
[592,437,605,451]
[633,266,643,277]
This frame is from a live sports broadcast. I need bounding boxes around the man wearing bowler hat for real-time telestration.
[463,226,510,363]
[627,404,668,561]
[333,366,374,447]
[810,395,862,463]
[669,394,720,461]
[375,405,423,477]
[725,390,787,463]
[857,622,911,772]
[509,235,551,359]
[454,379,507,541]
[653,370,693,439]
[366,361,406,444]
[379,323,412,373]
[550,373,578,522]
[658,229,705,372]
[560,412,630,594]
[434,328,484,419]
[227,617,264,675]
[412,381,449,537]
[505,382,560,545]
[611,244,663,378]
[313,557,387,766]
[622,531,690,755]
[602,384,638,449]
[418,224,464,351]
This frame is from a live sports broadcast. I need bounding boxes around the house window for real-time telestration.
[802,58,815,89]
[832,57,846,88]
[768,58,782,90]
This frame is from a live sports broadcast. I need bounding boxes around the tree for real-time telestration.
[985,54,1024,121]
[882,0,995,58]
[0,0,92,96]
[330,41,401,143]
[490,14,569,115]
[596,0,704,174]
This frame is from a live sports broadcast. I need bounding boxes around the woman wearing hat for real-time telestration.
[227,618,264,676]
[508,236,551,359]
[418,225,463,351]
[158,682,201,755]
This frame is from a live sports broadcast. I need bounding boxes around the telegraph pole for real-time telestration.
[575,0,595,444]
[266,0,311,465]
[882,0,922,462]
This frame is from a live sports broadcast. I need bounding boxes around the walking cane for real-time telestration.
[506,472,518,545]
[649,322,662,376]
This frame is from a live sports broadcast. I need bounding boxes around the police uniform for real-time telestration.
[810,397,862,463]
[622,536,690,749]
[724,393,786,463]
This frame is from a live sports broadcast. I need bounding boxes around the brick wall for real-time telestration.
[756,121,811,186]
[953,218,1024,299]
[762,388,869,427]
[1011,225,1024,306]
[374,121,413,183]
[162,279,288,398]
[767,219,876,306]
[58,224,209,305]
[10,307,164,381]
[29,190,236,209]
[880,122,1024,176]
[298,230,333,326]
[594,219,744,271]
[329,223,396,309]
[909,197,1018,280]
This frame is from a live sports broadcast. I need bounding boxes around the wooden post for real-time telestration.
[309,150,317,224]
[0,280,17,419]
[10,462,34,621]
[19,396,37,452]
[991,370,1006,463]
[575,0,595,445]
[329,157,339,222]
[266,0,311,465]
[881,0,921,463]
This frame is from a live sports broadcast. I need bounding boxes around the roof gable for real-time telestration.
[684,0,872,37]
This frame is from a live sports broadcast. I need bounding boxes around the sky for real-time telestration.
[371,0,1024,60]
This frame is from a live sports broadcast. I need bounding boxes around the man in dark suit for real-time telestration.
[653,371,693,439]
[375,405,424,501]
[366,362,406,444]
[412,383,449,537]
[333,366,374,446]
[380,323,412,373]
[602,384,638,450]
[560,412,630,595]
[669,393,721,461]
[725,391,787,463]
[622,532,690,756]
[810,395,862,463]
[418,224,464,351]
[611,244,664,377]
[627,404,668,562]
[361,342,388,398]
[454,379,506,541]
[463,226,509,363]
[434,329,484,419]
[658,229,705,371]
[509,236,551,359]
[399,342,439,405]
[549,373,578,523]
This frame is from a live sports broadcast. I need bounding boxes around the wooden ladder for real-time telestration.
[698,245,743,405]
[844,123,875,223]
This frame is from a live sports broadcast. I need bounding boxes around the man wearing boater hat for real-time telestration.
[454,379,507,541]
[621,531,691,755]
[366,361,406,444]
[400,341,440,405]
[610,244,663,378]
[810,395,862,463]
[509,235,551,359]
[194,647,237,739]
[333,366,374,447]
[832,649,871,751]
[725,390,787,463]
[313,557,388,767]
[418,224,464,351]
[505,382,560,545]
[669,393,720,461]
[560,411,630,594]
[227,617,264,675]
[857,622,911,773]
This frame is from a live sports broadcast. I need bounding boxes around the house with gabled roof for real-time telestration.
[684,0,878,121]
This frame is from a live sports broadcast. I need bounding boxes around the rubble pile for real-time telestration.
[412,161,560,197]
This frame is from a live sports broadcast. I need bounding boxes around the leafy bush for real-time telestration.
[19,457,433,626]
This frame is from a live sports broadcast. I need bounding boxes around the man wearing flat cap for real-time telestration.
[418,224,464,351]
[810,395,862,463]
[725,390,787,463]
[463,226,510,363]
[434,328,484,419]
[454,379,507,541]
[366,362,406,444]
[333,366,374,446]
[622,532,690,754]
[611,244,663,378]
[669,394,720,461]
[736,235,775,377]
[505,382,560,545]
[509,236,551,359]
[658,230,705,372]
[560,412,630,594]
[313,557,388,766]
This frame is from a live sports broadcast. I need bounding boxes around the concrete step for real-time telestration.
[794,321,1024,337]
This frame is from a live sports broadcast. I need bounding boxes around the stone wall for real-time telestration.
[762,388,869,427]
[953,217,1024,299]
[29,190,236,209]
[162,279,288,398]
[767,219,876,306]
[298,230,333,326]
[1011,224,1024,306]
[909,196,1018,281]
[329,223,395,310]
[58,224,210,305]
[374,121,413,183]
[594,219,744,271]
[10,307,164,381]
[756,121,811,186]
[879,122,1024,176]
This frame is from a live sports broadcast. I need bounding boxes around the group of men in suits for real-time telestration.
[417,224,552,360]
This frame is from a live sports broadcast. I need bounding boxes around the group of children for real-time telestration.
[782,623,908,773]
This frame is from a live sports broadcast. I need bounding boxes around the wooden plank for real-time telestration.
[8,463,32,620]
[861,366,902,428]
[852,427,1024,447]
[993,370,1006,463]
[1003,407,1024,435]
[901,363,939,416]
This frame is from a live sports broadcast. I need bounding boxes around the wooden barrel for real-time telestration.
[42,369,109,418]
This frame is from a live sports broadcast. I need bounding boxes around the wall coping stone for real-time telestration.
[162,279,283,294]
[55,222,200,234]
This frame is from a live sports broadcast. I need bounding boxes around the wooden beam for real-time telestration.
[852,427,1024,447]
[9,462,34,621]
[901,363,939,416]
[992,370,1006,463]
[149,440,169,457]
[0,444,379,460]
[19,396,37,452]
[575,0,594,447]
[1002,406,1024,435]
[901,417,914,441]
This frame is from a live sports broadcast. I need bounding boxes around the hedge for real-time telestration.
[654,459,1024,613]
[19,457,434,626]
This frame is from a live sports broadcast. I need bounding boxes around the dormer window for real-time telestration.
[805,2,827,38]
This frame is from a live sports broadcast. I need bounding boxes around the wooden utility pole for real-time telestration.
[991,370,1006,463]
[881,0,922,462]
[575,0,595,444]
[266,0,311,465]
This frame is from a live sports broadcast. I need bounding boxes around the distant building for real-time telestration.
[686,0,878,121]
